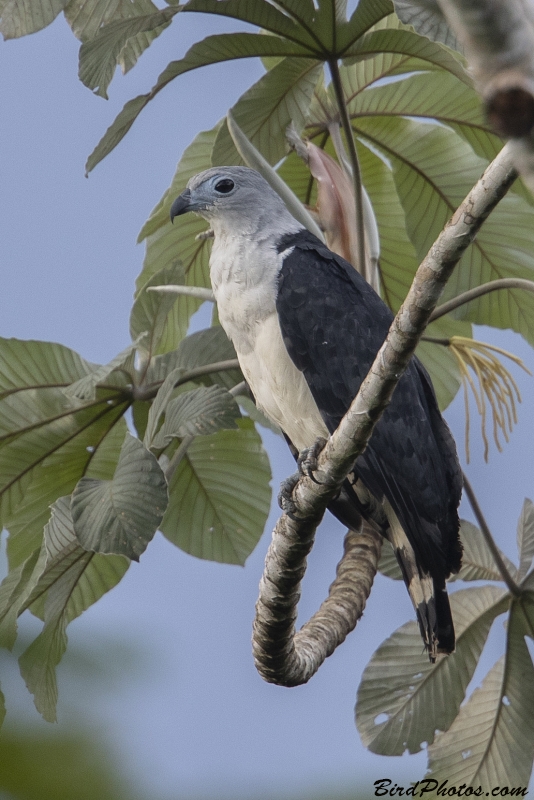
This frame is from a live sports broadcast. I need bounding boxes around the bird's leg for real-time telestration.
[297,437,328,483]
[277,471,301,519]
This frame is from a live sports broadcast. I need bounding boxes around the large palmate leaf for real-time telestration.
[3,418,128,570]
[78,7,177,98]
[0,0,68,39]
[18,496,129,722]
[351,117,534,345]
[0,420,127,652]
[161,418,271,565]
[343,28,468,84]
[0,380,129,538]
[181,0,318,48]
[0,338,94,399]
[71,433,167,561]
[356,586,509,756]
[86,32,312,174]
[211,57,323,167]
[427,601,534,789]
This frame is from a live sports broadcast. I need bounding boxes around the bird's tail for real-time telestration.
[384,502,455,660]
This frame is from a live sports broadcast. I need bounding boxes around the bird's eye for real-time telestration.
[214,179,235,194]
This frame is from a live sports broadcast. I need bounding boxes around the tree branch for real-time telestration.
[430,277,534,321]
[252,142,518,686]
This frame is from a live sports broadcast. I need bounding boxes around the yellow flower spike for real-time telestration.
[446,336,531,463]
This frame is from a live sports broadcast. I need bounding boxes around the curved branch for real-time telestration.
[253,522,382,686]
[252,143,518,686]
[430,278,534,321]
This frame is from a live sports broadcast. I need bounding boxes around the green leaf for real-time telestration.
[356,117,534,346]
[152,385,240,449]
[343,28,469,85]
[226,111,324,239]
[517,500,534,581]
[0,0,68,39]
[78,8,177,99]
[161,418,271,565]
[345,70,501,164]
[427,602,534,789]
[269,0,315,24]
[338,0,393,54]
[129,262,182,359]
[356,585,509,755]
[182,0,318,49]
[71,432,167,561]
[18,496,129,722]
[136,125,221,351]
[454,520,519,583]
[65,0,158,42]
[86,33,309,173]
[212,57,322,167]
[3,417,127,569]
[64,343,136,401]
[143,367,184,449]
[0,384,128,537]
[0,338,93,400]
[392,0,461,52]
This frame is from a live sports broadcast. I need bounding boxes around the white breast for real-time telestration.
[210,233,328,451]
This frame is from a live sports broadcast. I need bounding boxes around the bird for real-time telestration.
[170,166,463,661]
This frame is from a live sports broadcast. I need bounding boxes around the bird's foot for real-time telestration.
[297,437,328,483]
[278,472,301,519]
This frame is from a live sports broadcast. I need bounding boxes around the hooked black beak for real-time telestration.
[170,189,192,223]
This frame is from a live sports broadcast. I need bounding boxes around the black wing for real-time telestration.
[275,230,462,654]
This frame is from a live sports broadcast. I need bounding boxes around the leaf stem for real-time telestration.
[430,278,534,321]
[327,57,366,276]
[132,358,241,402]
[462,471,521,597]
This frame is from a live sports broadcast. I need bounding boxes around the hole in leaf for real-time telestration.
[86,446,95,453]
[374,713,389,725]
[462,749,471,759]
[412,673,423,680]
[502,695,511,706]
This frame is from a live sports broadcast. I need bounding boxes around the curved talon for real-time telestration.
[297,437,328,483]
[278,472,301,520]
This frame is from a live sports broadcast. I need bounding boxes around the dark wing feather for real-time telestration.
[275,230,462,655]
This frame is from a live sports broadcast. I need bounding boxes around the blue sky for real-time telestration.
[1,9,534,799]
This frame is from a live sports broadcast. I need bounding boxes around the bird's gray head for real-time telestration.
[170,166,300,238]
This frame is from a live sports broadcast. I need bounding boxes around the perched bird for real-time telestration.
[170,166,462,660]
